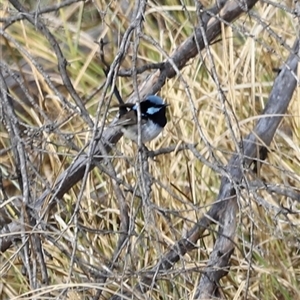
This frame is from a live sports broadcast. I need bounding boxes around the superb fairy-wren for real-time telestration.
[115,95,168,143]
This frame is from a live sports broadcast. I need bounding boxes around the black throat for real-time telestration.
[140,101,167,128]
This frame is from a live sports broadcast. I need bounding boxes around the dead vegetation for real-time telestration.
[0,0,300,299]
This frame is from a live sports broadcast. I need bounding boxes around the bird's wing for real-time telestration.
[114,110,137,126]
[114,110,148,127]
[114,103,135,117]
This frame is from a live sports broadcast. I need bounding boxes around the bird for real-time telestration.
[114,95,168,144]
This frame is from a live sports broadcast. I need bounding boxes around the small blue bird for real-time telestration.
[115,95,168,143]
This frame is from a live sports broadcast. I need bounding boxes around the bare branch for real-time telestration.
[109,38,300,300]
[195,38,299,299]
[0,0,261,258]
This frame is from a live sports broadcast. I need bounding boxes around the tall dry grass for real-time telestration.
[0,0,299,299]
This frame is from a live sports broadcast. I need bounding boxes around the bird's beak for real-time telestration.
[164,103,170,107]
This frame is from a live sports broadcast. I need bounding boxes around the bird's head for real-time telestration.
[132,95,168,117]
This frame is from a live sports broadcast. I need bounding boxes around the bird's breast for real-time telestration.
[121,120,163,143]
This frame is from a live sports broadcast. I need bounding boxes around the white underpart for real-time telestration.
[121,120,163,143]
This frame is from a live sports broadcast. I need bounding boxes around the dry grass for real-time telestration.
[1,0,300,299]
